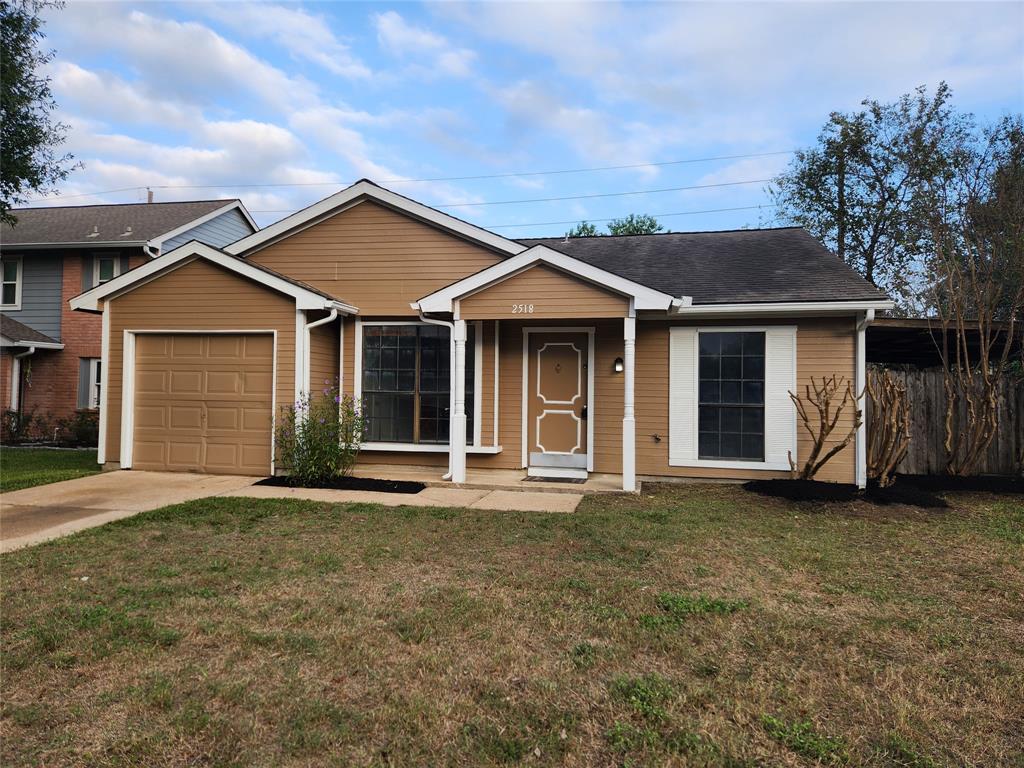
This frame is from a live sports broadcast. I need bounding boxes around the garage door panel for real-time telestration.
[133,333,274,476]
[170,370,203,395]
[206,370,242,396]
[135,405,167,429]
[208,336,242,357]
[171,335,204,358]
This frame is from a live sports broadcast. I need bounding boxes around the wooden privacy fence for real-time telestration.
[866,366,1024,477]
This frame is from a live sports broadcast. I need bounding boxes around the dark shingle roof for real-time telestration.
[1,315,59,345]
[519,227,888,304]
[1,200,236,246]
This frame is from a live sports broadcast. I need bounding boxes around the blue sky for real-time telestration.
[36,1,1024,236]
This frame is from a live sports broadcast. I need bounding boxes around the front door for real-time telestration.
[527,332,589,477]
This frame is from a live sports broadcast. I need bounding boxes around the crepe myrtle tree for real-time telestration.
[926,116,1024,476]
[1,0,77,225]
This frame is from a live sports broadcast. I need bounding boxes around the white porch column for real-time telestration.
[451,319,468,483]
[622,316,637,492]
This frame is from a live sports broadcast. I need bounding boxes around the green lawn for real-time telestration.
[0,447,99,493]
[1,485,1022,767]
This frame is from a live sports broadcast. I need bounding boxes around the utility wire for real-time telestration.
[24,148,793,203]
[484,204,780,229]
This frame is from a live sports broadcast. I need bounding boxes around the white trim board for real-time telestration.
[118,329,278,474]
[674,300,894,316]
[69,241,356,314]
[415,244,677,313]
[148,201,258,254]
[226,180,527,258]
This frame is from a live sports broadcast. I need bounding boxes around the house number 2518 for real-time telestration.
[512,303,535,314]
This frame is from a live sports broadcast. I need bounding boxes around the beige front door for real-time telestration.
[527,332,589,473]
[132,333,274,476]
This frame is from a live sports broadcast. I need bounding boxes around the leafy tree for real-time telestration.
[565,214,665,238]
[1,0,75,226]
[565,221,599,237]
[770,83,974,309]
[607,213,664,235]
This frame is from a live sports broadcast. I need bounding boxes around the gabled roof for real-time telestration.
[0,315,62,348]
[69,240,356,314]
[226,179,528,258]
[520,228,891,306]
[414,244,678,314]
[1,200,256,250]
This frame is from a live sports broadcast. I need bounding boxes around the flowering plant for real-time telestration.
[275,379,363,485]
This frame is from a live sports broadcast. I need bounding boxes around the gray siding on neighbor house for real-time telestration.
[3,252,62,340]
[161,208,254,252]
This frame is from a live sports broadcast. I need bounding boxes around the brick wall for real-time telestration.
[16,250,147,421]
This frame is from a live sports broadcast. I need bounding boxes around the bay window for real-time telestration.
[361,323,475,444]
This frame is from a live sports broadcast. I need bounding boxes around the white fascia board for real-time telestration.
[0,337,64,350]
[415,244,676,313]
[147,201,259,255]
[69,240,352,314]
[224,180,527,258]
[673,299,895,316]
[1,241,146,251]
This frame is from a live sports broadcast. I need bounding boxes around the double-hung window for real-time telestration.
[698,331,765,461]
[93,254,121,286]
[88,359,102,409]
[1,256,22,309]
[361,323,475,444]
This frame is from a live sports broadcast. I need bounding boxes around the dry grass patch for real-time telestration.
[1,484,1022,766]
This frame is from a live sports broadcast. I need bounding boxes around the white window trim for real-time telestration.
[354,320,485,451]
[669,325,796,472]
[87,358,102,410]
[93,253,123,286]
[1,255,23,310]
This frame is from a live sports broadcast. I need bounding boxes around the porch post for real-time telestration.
[452,319,468,483]
[622,316,636,492]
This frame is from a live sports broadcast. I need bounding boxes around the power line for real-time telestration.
[485,204,780,229]
[434,179,772,208]
[23,148,793,203]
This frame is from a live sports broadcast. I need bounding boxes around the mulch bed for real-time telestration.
[744,478,949,509]
[895,473,1024,495]
[256,475,425,494]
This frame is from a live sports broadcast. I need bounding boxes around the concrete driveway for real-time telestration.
[0,471,257,553]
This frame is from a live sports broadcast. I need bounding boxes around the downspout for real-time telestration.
[302,308,339,397]
[416,307,456,480]
[11,346,36,414]
[855,309,875,489]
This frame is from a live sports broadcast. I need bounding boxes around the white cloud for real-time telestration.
[203,3,371,79]
[374,11,476,78]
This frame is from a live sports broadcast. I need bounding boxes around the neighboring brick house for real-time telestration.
[1,200,257,435]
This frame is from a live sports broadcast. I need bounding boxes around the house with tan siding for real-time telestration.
[70,180,892,490]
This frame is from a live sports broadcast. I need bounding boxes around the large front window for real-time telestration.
[698,331,765,461]
[362,324,474,444]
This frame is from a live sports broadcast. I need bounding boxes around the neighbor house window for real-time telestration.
[698,331,765,461]
[88,359,102,409]
[1,256,22,309]
[361,323,474,444]
[93,254,121,285]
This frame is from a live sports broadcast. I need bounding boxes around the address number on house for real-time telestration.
[512,303,535,314]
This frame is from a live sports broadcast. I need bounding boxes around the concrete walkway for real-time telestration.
[1,471,582,553]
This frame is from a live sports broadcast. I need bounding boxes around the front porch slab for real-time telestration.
[353,464,627,495]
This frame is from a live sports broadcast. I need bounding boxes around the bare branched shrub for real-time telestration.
[866,369,911,487]
[928,118,1024,476]
[788,375,863,481]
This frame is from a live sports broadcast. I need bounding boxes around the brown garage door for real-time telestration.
[132,334,274,475]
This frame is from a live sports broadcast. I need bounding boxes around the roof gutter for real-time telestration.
[1,241,147,251]
[673,299,894,316]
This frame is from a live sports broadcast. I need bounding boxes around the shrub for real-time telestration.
[275,380,362,486]
[55,410,99,447]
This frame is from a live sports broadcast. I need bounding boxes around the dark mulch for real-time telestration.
[256,475,425,494]
[896,473,1024,495]
[744,478,948,509]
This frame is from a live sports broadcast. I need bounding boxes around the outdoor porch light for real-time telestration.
[613,357,624,373]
